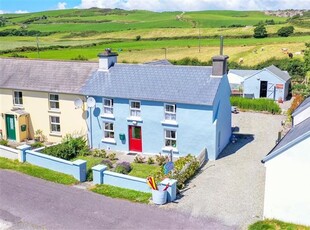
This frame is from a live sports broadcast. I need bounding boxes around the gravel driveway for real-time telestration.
[166,112,286,229]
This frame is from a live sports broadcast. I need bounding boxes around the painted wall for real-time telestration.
[0,89,87,143]
[0,145,19,160]
[264,137,310,226]
[87,96,224,160]
[293,108,310,126]
[243,70,287,101]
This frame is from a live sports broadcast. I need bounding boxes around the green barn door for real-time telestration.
[5,114,16,140]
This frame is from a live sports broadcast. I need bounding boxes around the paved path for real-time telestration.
[0,170,231,230]
[166,112,285,229]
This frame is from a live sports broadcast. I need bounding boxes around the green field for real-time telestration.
[0,8,309,63]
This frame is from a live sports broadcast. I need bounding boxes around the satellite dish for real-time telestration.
[87,97,96,108]
[74,98,83,109]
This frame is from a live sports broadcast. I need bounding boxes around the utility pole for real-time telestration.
[162,48,167,59]
[36,35,40,58]
[198,27,201,53]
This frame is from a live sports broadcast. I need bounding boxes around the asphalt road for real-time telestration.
[0,170,232,230]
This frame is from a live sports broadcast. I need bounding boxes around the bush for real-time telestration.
[253,24,268,38]
[30,142,44,149]
[173,155,199,189]
[135,35,141,41]
[92,149,106,158]
[134,154,145,163]
[42,134,89,160]
[155,154,168,166]
[147,157,155,165]
[71,55,88,61]
[230,97,281,114]
[277,26,294,37]
[115,162,132,174]
[101,159,113,169]
[287,95,304,116]
[108,152,116,161]
[0,139,8,146]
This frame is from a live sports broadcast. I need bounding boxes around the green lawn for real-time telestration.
[249,219,310,230]
[91,184,151,203]
[129,163,161,178]
[0,157,77,185]
[71,155,104,181]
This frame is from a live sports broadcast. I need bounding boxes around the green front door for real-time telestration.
[5,114,16,140]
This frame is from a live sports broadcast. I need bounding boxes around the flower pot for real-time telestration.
[152,188,167,205]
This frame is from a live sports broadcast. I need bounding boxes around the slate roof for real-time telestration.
[228,69,259,78]
[144,59,173,65]
[262,117,310,163]
[265,65,291,82]
[0,58,98,94]
[292,96,310,116]
[81,63,221,106]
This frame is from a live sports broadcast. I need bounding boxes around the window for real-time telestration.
[165,104,176,120]
[13,91,23,105]
[49,94,59,110]
[130,101,141,117]
[103,98,113,114]
[104,122,114,139]
[50,116,61,133]
[165,130,177,147]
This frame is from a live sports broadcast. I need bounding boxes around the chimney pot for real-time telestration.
[98,48,118,71]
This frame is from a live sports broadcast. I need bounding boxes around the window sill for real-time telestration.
[48,109,61,114]
[161,120,178,126]
[127,116,142,122]
[162,147,179,153]
[12,105,24,109]
[102,138,116,144]
[49,132,62,137]
[101,114,115,119]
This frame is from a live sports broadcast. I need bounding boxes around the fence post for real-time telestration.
[92,164,107,185]
[72,159,87,182]
[16,144,31,162]
[160,178,177,202]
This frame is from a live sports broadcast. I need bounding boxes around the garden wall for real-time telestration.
[92,164,177,202]
[0,145,19,160]
[18,145,86,182]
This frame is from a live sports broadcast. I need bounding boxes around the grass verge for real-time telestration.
[129,163,161,178]
[0,157,77,185]
[231,97,281,114]
[249,219,310,230]
[91,184,151,204]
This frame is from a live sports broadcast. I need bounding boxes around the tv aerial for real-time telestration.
[86,97,96,108]
[74,98,83,109]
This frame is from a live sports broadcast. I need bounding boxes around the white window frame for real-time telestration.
[13,91,23,106]
[164,103,176,121]
[103,98,113,115]
[49,93,60,110]
[104,122,114,139]
[50,116,61,133]
[130,100,141,117]
[164,129,177,148]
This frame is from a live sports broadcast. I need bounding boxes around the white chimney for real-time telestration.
[98,48,118,71]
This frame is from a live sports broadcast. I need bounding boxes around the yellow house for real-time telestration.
[0,58,98,143]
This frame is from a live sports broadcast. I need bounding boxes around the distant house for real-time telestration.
[228,65,291,101]
[0,58,97,142]
[262,117,310,226]
[81,50,232,160]
[292,96,310,126]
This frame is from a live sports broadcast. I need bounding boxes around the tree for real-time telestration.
[277,26,294,37]
[253,24,267,38]
[0,17,6,27]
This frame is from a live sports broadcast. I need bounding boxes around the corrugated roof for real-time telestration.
[265,65,291,82]
[144,59,173,65]
[0,58,98,94]
[228,69,259,78]
[292,96,310,117]
[81,63,221,106]
[263,117,310,162]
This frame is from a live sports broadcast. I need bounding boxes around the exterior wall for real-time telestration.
[213,75,232,159]
[0,88,87,143]
[88,97,220,160]
[0,145,19,160]
[293,108,310,126]
[264,137,310,226]
[243,70,287,101]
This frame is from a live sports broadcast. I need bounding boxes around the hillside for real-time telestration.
[0,8,309,65]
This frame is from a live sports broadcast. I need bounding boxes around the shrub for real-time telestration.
[155,154,168,166]
[108,152,116,161]
[253,24,268,38]
[30,142,44,149]
[147,157,155,165]
[42,134,89,160]
[101,159,113,169]
[92,149,107,158]
[277,26,294,37]
[135,35,141,41]
[134,154,145,163]
[230,97,281,114]
[34,129,46,142]
[71,55,88,61]
[0,139,8,146]
[287,95,304,116]
[115,162,132,174]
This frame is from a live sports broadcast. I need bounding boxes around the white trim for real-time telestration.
[103,122,115,140]
[13,90,23,106]
[102,138,116,144]
[49,115,61,134]
[101,113,115,119]
[164,129,177,148]
[161,120,178,126]
[49,132,62,137]
[164,103,176,121]
[48,110,61,114]
[162,147,179,153]
[129,100,141,118]
[103,98,113,115]
[127,116,143,122]
[49,93,60,110]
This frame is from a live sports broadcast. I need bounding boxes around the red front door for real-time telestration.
[129,126,142,152]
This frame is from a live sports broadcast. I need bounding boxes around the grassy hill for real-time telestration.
[0,8,309,64]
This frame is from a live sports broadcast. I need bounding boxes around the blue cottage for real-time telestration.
[81,50,232,160]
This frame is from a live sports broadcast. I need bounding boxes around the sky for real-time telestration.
[0,0,309,14]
